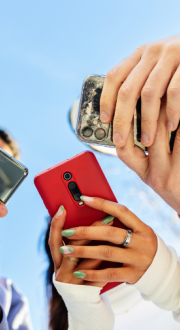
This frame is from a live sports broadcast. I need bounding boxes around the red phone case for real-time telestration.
[34,151,125,294]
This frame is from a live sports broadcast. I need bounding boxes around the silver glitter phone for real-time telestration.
[0,149,28,204]
[76,75,176,153]
[76,75,147,152]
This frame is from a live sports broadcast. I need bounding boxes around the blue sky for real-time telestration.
[1,1,180,329]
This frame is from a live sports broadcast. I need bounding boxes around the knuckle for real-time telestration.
[141,86,155,101]
[167,84,180,99]
[106,68,116,82]
[117,204,128,216]
[118,83,132,100]
[89,271,98,281]
[101,246,113,259]
[79,226,89,238]
[76,246,85,257]
[145,43,161,56]
[107,269,119,281]
[113,116,126,128]
[141,117,153,127]
[164,43,178,56]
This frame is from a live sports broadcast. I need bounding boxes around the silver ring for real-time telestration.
[123,229,133,247]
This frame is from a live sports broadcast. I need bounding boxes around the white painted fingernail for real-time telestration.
[80,196,94,202]
[59,246,74,254]
[56,205,64,217]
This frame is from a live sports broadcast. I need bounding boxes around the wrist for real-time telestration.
[132,235,177,300]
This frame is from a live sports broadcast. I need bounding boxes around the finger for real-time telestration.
[100,45,145,123]
[166,65,180,131]
[66,226,129,246]
[48,205,66,271]
[59,244,134,264]
[80,196,146,232]
[113,45,162,147]
[75,258,107,287]
[0,202,8,217]
[148,97,170,177]
[171,124,180,176]
[69,217,114,246]
[59,218,114,275]
[116,120,149,182]
[141,58,178,146]
[73,267,133,283]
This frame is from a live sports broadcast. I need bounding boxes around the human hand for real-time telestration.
[48,205,114,287]
[59,197,157,284]
[100,35,180,147]
[115,101,180,214]
[0,202,8,217]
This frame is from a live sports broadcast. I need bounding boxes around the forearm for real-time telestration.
[53,274,115,330]
[133,235,180,321]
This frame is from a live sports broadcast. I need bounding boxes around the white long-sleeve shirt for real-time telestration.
[53,235,180,330]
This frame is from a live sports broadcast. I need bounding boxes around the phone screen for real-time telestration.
[0,149,28,204]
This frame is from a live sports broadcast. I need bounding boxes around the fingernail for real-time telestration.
[167,121,174,131]
[141,133,149,145]
[56,205,64,217]
[80,196,94,202]
[59,246,74,254]
[102,215,114,224]
[100,111,109,123]
[0,204,7,216]
[61,229,75,237]
[113,133,123,144]
[73,271,86,279]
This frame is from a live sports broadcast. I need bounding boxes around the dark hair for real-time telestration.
[0,129,20,160]
[44,219,68,330]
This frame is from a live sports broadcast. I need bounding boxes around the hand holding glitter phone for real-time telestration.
[76,75,177,153]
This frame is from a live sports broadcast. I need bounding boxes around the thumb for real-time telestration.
[0,202,8,218]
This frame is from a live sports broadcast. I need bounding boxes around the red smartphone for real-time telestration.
[34,151,125,294]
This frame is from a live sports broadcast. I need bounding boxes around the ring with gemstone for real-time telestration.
[123,229,133,247]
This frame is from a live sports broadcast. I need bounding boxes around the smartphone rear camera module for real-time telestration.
[82,127,93,138]
[95,128,106,140]
[68,181,82,203]
[74,193,81,201]
[63,172,72,181]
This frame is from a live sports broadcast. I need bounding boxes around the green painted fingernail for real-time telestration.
[59,246,74,254]
[60,205,64,211]
[61,229,75,237]
[102,215,114,224]
[73,271,86,279]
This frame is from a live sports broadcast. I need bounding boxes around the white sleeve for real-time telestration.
[53,274,115,330]
[132,235,180,322]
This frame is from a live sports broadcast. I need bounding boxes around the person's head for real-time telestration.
[0,129,20,217]
[0,130,20,160]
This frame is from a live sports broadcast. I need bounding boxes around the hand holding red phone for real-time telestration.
[59,197,157,284]
[49,204,114,288]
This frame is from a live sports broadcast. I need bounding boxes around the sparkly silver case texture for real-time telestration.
[76,75,177,153]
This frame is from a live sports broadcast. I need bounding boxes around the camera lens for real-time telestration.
[82,127,93,138]
[95,128,106,140]
[63,172,72,181]
[74,193,81,201]
[68,181,76,190]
